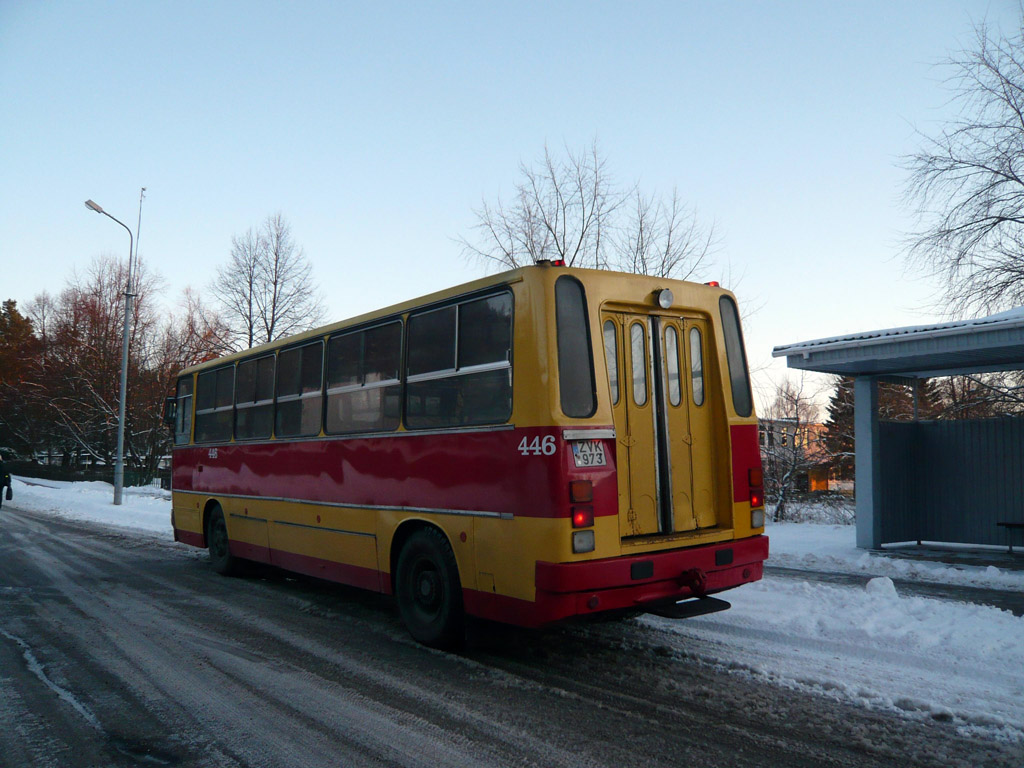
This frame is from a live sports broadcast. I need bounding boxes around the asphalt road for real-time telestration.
[0,505,1018,768]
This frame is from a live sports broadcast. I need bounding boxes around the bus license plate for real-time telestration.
[571,440,606,468]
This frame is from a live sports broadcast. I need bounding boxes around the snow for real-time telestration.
[8,476,1024,744]
[9,477,172,536]
[769,520,1024,591]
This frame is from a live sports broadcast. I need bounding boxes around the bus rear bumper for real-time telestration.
[529,535,768,626]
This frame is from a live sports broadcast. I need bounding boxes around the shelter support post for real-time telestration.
[855,376,882,549]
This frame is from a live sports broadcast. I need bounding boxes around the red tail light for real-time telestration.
[572,506,594,528]
[749,488,764,509]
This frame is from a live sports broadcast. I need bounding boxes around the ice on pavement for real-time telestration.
[8,476,1024,744]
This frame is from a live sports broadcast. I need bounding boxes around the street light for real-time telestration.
[84,198,134,505]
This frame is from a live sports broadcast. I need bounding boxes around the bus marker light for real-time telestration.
[705,281,721,287]
[569,480,593,503]
[551,259,566,267]
[573,530,596,553]
[750,488,764,509]
[587,596,600,610]
[572,506,594,528]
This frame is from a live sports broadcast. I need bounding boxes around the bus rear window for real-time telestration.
[555,276,595,418]
[719,296,753,417]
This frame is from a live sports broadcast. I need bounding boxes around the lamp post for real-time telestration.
[84,198,134,505]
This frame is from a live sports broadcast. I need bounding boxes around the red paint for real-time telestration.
[270,548,383,593]
[174,528,205,548]
[464,535,767,627]
[535,535,768,593]
[172,426,618,519]
[730,424,762,502]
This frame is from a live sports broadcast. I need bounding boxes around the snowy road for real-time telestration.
[0,499,1021,767]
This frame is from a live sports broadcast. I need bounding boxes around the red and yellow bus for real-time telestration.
[167,263,767,648]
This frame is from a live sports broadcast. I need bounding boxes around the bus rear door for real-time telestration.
[603,312,716,539]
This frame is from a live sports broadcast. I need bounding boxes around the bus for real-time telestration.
[166,262,767,648]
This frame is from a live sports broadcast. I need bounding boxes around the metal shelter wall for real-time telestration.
[878,418,1024,546]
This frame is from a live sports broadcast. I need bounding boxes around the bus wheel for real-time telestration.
[395,528,464,650]
[206,506,238,576]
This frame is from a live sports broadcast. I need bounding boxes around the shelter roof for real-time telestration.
[772,307,1024,378]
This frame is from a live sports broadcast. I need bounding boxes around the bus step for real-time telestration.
[646,596,731,620]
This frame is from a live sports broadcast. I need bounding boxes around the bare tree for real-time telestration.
[760,376,824,522]
[617,188,716,279]
[461,142,715,280]
[904,18,1024,316]
[212,214,325,350]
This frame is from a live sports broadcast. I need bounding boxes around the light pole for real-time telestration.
[84,198,134,505]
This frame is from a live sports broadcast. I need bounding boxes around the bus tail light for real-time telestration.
[572,506,594,528]
[569,480,593,503]
[573,530,595,553]
[748,466,765,514]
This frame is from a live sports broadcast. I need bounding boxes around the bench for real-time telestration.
[996,522,1024,554]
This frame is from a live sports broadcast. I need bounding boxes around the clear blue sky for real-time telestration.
[1,1,1017,409]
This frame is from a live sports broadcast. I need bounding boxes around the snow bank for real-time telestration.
[645,574,1024,743]
[9,476,173,536]
[768,521,1024,591]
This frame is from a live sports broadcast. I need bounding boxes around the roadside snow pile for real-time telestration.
[768,521,1024,592]
[645,575,1024,743]
[9,476,172,535]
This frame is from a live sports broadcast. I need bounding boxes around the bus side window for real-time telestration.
[326,321,401,434]
[195,366,234,443]
[174,376,193,445]
[405,292,512,429]
[603,320,619,406]
[276,341,324,437]
[235,355,275,440]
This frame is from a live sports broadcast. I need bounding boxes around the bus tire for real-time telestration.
[395,527,464,650]
[206,506,238,576]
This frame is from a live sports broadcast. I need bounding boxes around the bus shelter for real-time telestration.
[772,307,1024,550]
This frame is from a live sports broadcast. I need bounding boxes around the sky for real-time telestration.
[2,1,1020,411]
